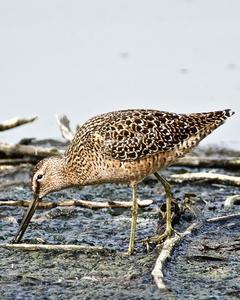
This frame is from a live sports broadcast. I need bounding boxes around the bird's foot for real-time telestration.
[127,247,134,256]
[140,225,181,249]
[122,250,133,256]
[140,232,168,245]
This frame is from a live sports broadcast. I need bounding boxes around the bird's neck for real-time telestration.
[63,155,94,187]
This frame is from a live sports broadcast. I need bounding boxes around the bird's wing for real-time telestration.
[69,109,233,162]
[96,110,194,161]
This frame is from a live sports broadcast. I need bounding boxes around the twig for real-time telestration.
[152,222,198,290]
[0,116,37,131]
[206,213,240,223]
[174,156,240,170]
[224,195,240,209]
[0,158,37,165]
[169,172,240,187]
[0,143,63,158]
[0,243,115,254]
[0,199,153,209]
[56,115,74,142]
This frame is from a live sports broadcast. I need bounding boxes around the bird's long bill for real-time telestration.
[11,194,40,243]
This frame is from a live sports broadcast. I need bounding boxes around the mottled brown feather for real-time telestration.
[66,109,234,162]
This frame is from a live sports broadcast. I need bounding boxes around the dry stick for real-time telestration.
[152,222,198,290]
[55,114,74,142]
[174,156,240,170]
[169,172,240,187]
[0,199,153,209]
[206,212,240,223]
[0,143,63,158]
[0,158,37,165]
[0,243,115,254]
[0,116,37,131]
[224,195,240,209]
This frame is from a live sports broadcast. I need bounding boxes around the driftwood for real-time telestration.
[224,195,240,209]
[0,116,37,132]
[0,143,63,158]
[174,156,240,170]
[152,222,198,290]
[0,243,115,254]
[0,199,153,209]
[56,115,74,142]
[169,172,240,187]
[206,212,240,223]
[0,158,37,165]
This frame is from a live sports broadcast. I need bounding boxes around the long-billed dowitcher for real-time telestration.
[12,109,234,254]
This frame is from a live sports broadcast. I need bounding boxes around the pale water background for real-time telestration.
[0,0,239,148]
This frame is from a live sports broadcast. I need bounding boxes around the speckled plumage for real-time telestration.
[63,108,234,186]
[13,108,235,252]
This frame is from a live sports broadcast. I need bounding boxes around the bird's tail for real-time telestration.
[176,109,235,155]
[189,109,235,136]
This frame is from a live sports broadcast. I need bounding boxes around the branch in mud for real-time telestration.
[224,195,240,209]
[206,212,240,223]
[174,156,240,170]
[0,243,115,254]
[0,158,37,165]
[152,222,199,290]
[0,199,153,209]
[0,116,37,132]
[0,143,63,158]
[169,172,240,187]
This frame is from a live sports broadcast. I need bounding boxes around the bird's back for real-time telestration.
[64,109,234,184]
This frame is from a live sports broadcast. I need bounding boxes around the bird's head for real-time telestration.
[32,156,69,199]
[12,156,71,244]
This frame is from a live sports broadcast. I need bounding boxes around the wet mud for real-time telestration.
[0,146,239,300]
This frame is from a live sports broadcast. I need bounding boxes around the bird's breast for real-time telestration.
[87,148,183,185]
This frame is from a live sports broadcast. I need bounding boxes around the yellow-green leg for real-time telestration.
[141,173,173,244]
[128,182,138,255]
[154,172,173,238]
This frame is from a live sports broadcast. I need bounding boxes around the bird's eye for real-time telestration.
[36,174,44,181]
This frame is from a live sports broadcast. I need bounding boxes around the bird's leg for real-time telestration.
[141,173,174,244]
[128,182,138,255]
[154,172,173,238]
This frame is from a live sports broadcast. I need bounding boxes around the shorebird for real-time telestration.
[12,109,234,254]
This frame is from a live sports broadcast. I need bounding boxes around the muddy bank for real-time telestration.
[0,145,239,300]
